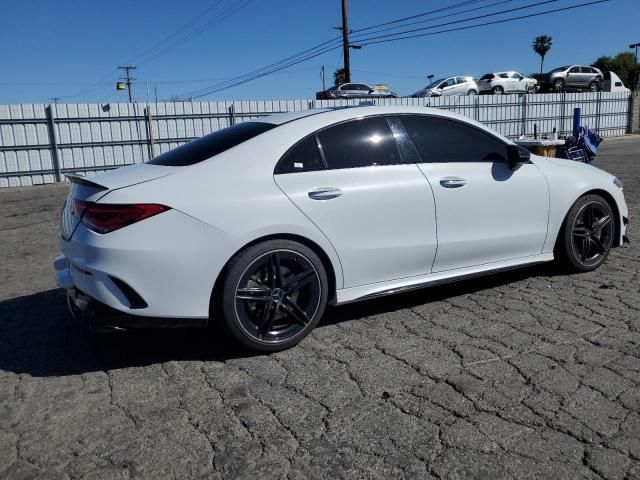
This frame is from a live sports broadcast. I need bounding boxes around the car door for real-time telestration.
[566,66,582,88]
[439,78,458,96]
[274,116,438,288]
[399,114,549,273]
[354,83,373,97]
[510,72,525,92]
[497,72,510,92]
[338,84,357,98]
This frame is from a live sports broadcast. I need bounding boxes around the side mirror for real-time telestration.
[507,145,530,169]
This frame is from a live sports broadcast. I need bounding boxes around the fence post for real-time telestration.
[560,92,566,135]
[144,107,156,159]
[595,90,602,133]
[474,96,479,121]
[45,104,62,182]
[520,94,527,137]
[228,104,235,126]
[629,92,640,133]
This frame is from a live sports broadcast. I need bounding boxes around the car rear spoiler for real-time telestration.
[65,174,108,191]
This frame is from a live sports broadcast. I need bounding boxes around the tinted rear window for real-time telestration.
[147,122,276,166]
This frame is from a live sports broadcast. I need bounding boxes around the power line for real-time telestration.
[136,0,257,67]
[353,0,561,44]
[172,37,343,99]
[169,0,494,99]
[350,0,489,33]
[181,0,608,99]
[349,0,518,41]
[54,0,243,101]
[186,44,343,100]
[358,0,609,46]
[125,0,227,65]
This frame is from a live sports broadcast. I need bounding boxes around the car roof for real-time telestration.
[258,109,334,125]
[254,105,512,144]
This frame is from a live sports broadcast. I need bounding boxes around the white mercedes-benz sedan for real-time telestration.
[54,106,629,351]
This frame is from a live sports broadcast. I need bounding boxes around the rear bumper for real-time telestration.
[54,208,238,321]
[65,287,207,331]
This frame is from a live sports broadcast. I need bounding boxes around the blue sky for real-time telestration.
[1,0,638,104]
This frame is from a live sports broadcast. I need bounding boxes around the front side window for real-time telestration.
[317,117,401,169]
[511,72,523,80]
[275,136,325,174]
[148,122,276,166]
[400,115,508,163]
[569,66,580,73]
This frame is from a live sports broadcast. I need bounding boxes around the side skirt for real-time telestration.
[335,253,554,305]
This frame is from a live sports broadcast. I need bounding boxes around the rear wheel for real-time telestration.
[553,78,565,92]
[467,89,478,95]
[492,86,504,94]
[556,195,614,272]
[219,240,328,351]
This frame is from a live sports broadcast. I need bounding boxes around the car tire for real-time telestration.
[555,194,615,273]
[553,79,565,92]
[218,239,329,351]
[467,89,478,95]
[589,81,600,92]
[492,86,503,94]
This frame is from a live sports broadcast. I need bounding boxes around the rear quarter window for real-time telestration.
[147,122,276,166]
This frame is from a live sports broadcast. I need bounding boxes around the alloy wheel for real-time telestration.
[233,249,322,344]
[570,201,613,267]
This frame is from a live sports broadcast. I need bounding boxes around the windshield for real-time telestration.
[147,122,276,166]
[549,66,569,73]
[425,78,445,89]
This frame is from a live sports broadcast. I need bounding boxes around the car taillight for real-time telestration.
[72,199,170,234]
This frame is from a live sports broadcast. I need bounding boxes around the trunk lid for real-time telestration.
[59,164,177,240]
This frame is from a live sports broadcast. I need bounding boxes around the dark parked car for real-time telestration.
[316,82,398,100]
[533,65,603,92]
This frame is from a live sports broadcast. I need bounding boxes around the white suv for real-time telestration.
[410,76,478,97]
[478,71,537,94]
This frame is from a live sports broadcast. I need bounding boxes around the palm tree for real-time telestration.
[532,35,553,74]
[333,68,347,86]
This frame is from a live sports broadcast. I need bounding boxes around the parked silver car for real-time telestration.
[316,82,398,100]
[410,76,478,97]
[477,71,537,94]
[533,65,603,92]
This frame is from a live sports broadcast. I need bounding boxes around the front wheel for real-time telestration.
[219,240,329,351]
[556,195,615,272]
[589,81,600,92]
[492,86,504,94]
[467,89,478,96]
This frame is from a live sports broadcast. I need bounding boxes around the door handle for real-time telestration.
[308,187,343,200]
[439,177,467,189]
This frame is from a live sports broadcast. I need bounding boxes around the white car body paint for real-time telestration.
[54,106,628,324]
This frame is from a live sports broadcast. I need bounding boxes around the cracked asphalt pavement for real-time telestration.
[1,136,639,479]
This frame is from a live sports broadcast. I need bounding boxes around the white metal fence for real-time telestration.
[0,92,632,188]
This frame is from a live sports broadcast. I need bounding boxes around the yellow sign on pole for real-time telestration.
[116,82,126,91]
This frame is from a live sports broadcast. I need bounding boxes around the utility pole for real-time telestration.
[340,0,350,83]
[630,43,639,92]
[118,65,137,102]
[321,65,326,90]
[50,97,60,105]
